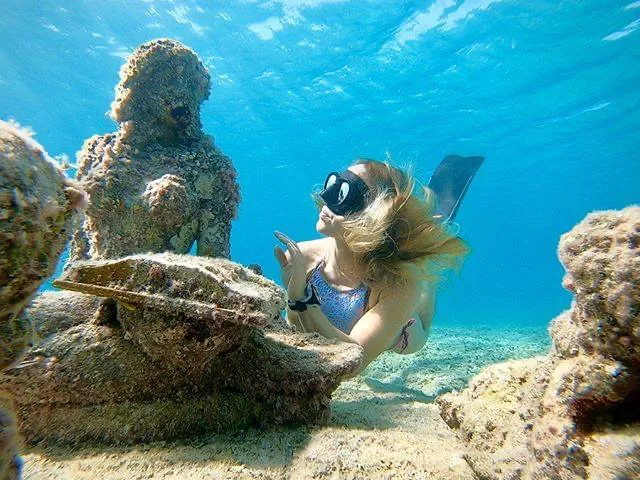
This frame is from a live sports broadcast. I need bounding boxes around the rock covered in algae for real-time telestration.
[0,393,21,480]
[438,206,640,480]
[3,254,363,445]
[0,120,85,370]
[0,120,85,479]
[69,38,240,263]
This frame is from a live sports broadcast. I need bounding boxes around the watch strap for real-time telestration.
[288,284,321,312]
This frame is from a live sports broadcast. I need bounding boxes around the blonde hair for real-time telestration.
[312,158,470,292]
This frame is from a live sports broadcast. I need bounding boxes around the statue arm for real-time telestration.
[197,210,231,258]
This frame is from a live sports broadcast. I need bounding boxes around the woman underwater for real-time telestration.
[274,158,471,374]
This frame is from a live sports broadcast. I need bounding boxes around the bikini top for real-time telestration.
[306,257,371,334]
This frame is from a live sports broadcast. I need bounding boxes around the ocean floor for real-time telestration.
[22,323,551,479]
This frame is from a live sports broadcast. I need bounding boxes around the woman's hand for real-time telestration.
[274,231,307,300]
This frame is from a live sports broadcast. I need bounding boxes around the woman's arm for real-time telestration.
[299,281,420,375]
[279,264,306,331]
[296,305,359,343]
[347,281,420,371]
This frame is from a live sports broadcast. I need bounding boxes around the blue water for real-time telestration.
[1,1,638,328]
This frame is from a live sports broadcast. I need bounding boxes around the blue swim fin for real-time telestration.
[427,154,484,223]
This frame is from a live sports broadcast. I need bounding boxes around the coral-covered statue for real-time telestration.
[70,38,240,262]
[438,206,640,480]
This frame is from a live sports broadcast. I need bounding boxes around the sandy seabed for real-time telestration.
[22,324,550,479]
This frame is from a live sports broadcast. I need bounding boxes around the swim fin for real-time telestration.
[427,154,484,223]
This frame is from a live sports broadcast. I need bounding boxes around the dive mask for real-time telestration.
[319,169,370,216]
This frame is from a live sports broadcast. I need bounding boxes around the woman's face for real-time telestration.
[316,164,371,238]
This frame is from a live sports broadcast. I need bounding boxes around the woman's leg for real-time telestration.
[389,285,436,354]
[389,314,428,354]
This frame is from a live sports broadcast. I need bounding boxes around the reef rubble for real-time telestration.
[0,120,85,479]
[438,206,640,480]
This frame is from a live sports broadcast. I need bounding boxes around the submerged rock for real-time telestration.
[3,254,362,445]
[0,120,85,479]
[438,206,640,480]
[69,38,240,262]
[56,253,284,376]
[0,120,85,369]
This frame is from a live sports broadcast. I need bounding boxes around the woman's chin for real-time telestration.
[316,219,333,236]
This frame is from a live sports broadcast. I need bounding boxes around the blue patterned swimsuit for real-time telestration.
[306,257,370,334]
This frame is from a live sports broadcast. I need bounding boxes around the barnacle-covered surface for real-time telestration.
[0,120,86,479]
[3,254,363,445]
[0,393,20,480]
[69,38,240,263]
[438,206,640,480]
[55,253,285,374]
[0,120,85,370]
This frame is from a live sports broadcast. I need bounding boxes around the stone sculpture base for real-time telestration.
[3,254,363,446]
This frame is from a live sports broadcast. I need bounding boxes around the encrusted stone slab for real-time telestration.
[54,253,286,373]
[7,328,362,445]
[56,252,284,326]
[4,282,362,445]
[219,330,364,425]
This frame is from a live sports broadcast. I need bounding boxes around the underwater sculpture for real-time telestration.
[4,254,362,444]
[69,38,240,262]
[438,206,640,480]
[0,120,85,479]
[1,38,362,447]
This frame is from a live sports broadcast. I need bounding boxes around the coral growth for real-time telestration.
[438,206,640,479]
[3,254,362,445]
[70,38,240,262]
[0,120,85,479]
[0,120,85,369]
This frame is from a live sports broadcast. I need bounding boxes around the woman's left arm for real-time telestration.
[298,282,420,375]
[296,305,358,343]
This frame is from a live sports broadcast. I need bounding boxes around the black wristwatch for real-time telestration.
[288,284,321,312]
